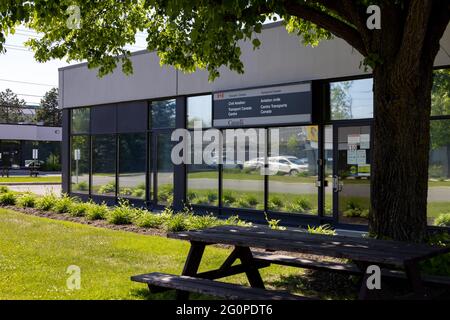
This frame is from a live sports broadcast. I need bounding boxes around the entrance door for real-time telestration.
[333,124,371,225]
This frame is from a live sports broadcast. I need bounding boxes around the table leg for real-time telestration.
[404,261,427,299]
[176,241,206,300]
[236,246,266,289]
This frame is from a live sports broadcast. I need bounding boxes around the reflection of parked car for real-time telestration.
[268,156,309,175]
[243,157,265,170]
[209,155,243,169]
[25,160,44,168]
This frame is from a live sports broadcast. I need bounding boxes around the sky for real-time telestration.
[0,27,148,106]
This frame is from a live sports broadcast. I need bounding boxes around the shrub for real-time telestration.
[107,200,135,225]
[222,191,236,205]
[135,212,165,228]
[85,202,109,220]
[68,202,89,217]
[35,193,57,211]
[269,196,283,208]
[53,194,74,213]
[264,212,286,230]
[0,186,9,193]
[187,190,197,201]
[285,197,312,213]
[17,193,37,208]
[158,185,174,202]
[73,181,88,191]
[435,213,450,227]
[164,213,189,232]
[307,224,336,236]
[206,190,218,203]
[191,196,209,205]
[98,182,116,194]
[243,194,258,206]
[420,232,450,276]
[132,188,145,198]
[234,197,252,208]
[187,214,220,230]
[0,192,16,206]
[222,215,252,227]
[119,188,134,196]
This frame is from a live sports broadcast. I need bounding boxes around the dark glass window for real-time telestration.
[428,119,450,226]
[431,69,450,116]
[156,133,174,205]
[330,78,373,120]
[118,133,146,199]
[71,135,90,193]
[92,135,116,196]
[222,129,264,210]
[150,99,176,128]
[0,140,22,168]
[71,108,90,134]
[187,132,219,206]
[187,95,212,128]
[267,126,319,215]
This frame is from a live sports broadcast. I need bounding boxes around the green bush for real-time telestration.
[98,182,116,194]
[107,200,135,225]
[222,191,236,205]
[73,181,88,192]
[222,215,252,227]
[17,193,37,208]
[53,194,74,213]
[243,194,258,206]
[85,202,109,220]
[0,192,16,206]
[307,224,336,236]
[135,212,165,228]
[35,193,57,211]
[234,197,252,208]
[119,188,134,196]
[421,232,450,276]
[131,188,145,198]
[187,190,197,201]
[158,185,174,202]
[0,186,9,193]
[191,196,209,205]
[68,202,89,217]
[187,214,220,230]
[164,213,189,232]
[206,190,218,203]
[269,196,283,208]
[285,197,313,213]
[435,213,450,227]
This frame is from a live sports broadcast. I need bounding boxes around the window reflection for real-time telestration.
[71,108,90,134]
[71,135,90,193]
[268,126,319,215]
[151,99,176,128]
[187,95,212,128]
[157,133,174,205]
[118,133,146,199]
[92,135,116,196]
[330,78,373,120]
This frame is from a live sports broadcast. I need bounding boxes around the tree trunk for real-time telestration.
[370,61,434,242]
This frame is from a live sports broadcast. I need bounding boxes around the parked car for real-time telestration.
[209,155,243,169]
[243,157,265,170]
[267,156,309,175]
[25,160,44,168]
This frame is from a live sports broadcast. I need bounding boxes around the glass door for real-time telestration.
[333,124,371,225]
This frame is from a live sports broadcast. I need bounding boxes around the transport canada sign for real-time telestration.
[213,83,312,127]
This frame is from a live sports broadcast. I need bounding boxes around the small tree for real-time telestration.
[0,89,26,123]
[36,88,61,126]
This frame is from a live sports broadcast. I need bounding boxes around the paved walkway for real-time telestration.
[8,184,62,196]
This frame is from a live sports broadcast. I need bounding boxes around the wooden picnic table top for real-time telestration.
[168,225,450,267]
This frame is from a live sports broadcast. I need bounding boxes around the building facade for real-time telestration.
[59,22,450,230]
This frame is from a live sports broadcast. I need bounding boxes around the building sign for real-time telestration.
[213,83,312,127]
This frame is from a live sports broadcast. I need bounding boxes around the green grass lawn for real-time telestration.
[0,176,61,184]
[0,208,321,300]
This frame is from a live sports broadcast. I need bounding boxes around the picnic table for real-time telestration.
[132,225,450,300]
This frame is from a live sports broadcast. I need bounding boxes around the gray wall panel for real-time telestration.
[60,23,450,108]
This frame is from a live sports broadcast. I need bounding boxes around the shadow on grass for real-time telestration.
[266,270,359,300]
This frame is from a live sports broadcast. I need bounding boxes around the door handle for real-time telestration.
[333,175,343,192]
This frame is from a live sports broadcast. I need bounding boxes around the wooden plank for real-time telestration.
[131,272,311,300]
[197,225,445,256]
[168,231,413,266]
[168,226,450,266]
[252,252,450,287]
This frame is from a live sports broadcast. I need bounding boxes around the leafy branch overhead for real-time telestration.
[1,1,448,80]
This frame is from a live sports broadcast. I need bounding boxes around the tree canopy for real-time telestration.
[0,88,26,123]
[36,88,61,126]
[0,1,447,80]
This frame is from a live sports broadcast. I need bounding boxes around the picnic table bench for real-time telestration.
[132,225,450,300]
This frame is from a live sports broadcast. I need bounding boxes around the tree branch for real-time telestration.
[283,1,367,56]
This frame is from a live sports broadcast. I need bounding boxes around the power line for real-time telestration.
[0,79,56,87]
